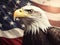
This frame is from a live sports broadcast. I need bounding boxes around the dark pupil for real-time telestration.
[25,9,33,13]
[26,10,31,12]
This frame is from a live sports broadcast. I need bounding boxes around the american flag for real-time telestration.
[0,0,30,45]
[0,0,60,45]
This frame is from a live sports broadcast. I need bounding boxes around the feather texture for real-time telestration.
[22,5,51,34]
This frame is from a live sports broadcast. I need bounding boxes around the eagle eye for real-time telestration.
[25,9,33,14]
[19,10,22,12]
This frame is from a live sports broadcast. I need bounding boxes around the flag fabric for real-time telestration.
[30,0,60,27]
[0,0,29,45]
[0,0,60,45]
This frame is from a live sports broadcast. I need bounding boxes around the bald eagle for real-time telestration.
[13,5,60,45]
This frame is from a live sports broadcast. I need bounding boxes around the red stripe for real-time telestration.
[49,20,60,27]
[0,37,23,45]
[31,1,60,13]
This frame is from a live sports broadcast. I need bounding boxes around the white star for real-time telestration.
[16,0,21,4]
[10,21,14,25]
[16,18,20,21]
[2,5,6,8]
[0,23,2,27]
[8,12,12,15]
[21,24,25,28]
[3,16,8,20]
[27,2,31,6]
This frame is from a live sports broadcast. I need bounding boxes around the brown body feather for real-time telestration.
[47,27,60,45]
[23,28,52,45]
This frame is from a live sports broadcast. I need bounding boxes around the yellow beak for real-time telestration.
[13,8,30,21]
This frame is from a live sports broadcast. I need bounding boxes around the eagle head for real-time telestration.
[13,5,51,34]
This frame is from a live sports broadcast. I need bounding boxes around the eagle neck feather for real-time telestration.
[24,17,51,34]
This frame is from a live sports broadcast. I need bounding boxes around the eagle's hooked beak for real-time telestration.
[13,8,30,21]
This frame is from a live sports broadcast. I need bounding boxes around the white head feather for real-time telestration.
[22,5,51,34]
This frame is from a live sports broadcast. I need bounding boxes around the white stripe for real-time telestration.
[31,0,60,7]
[0,28,24,38]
